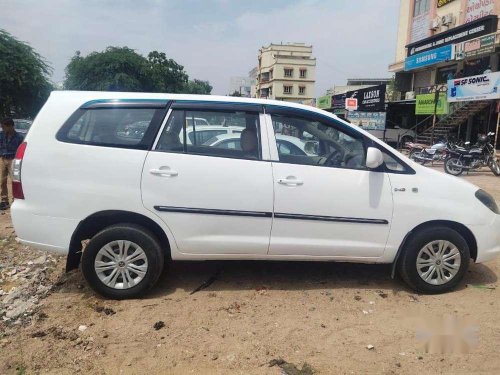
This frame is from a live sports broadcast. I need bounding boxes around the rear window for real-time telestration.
[58,108,159,148]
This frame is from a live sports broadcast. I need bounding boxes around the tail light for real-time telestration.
[12,142,27,200]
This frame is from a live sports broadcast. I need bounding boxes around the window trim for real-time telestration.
[56,101,170,150]
[299,68,307,78]
[284,67,294,77]
[283,85,293,94]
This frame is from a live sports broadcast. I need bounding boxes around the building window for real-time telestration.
[284,68,293,77]
[413,0,430,17]
[299,86,306,95]
[299,69,307,78]
[283,85,293,94]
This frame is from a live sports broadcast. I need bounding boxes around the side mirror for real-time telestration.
[366,147,384,169]
[394,125,400,129]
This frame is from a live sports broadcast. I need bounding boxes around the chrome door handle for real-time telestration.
[150,168,178,177]
[277,177,303,186]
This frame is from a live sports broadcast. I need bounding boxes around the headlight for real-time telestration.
[475,189,499,214]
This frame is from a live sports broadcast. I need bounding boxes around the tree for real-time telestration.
[182,79,212,95]
[229,90,242,97]
[64,47,151,91]
[0,29,52,118]
[147,51,188,93]
[63,47,212,95]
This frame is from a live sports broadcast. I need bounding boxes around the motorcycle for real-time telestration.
[444,132,500,176]
[409,138,451,165]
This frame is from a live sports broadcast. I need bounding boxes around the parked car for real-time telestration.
[367,126,415,145]
[204,133,317,156]
[11,91,500,299]
[183,125,244,145]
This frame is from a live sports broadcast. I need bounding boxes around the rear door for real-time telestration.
[141,102,273,255]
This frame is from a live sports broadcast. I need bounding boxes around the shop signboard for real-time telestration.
[457,33,496,59]
[316,95,332,109]
[415,93,449,114]
[405,44,454,71]
[346,111,386,130]
[448,71,500,101]
[406,15,497,56]
[437,0,457,7]
[465,0,495,24]
[345,98,358,111]
[344,84,386,111]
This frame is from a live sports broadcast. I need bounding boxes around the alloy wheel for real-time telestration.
[416,240,461,285]
[94,240,149,289]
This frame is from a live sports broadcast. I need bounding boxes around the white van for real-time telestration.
[11,91,500,299]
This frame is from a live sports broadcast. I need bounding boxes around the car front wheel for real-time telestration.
[398,227,470,294]
[81,224,164,299]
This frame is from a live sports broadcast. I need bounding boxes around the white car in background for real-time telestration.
[205,133,317,156]
[184,125,244,145]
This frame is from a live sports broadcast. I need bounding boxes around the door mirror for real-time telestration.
[366,147,384,169]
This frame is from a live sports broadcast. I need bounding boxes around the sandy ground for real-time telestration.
[1,166,500,375]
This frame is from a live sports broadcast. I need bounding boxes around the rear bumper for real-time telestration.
[471,214,500,263]
[11,201,78,255]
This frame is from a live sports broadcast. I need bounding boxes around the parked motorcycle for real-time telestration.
[444,132,500,176]
[409,138,451,165]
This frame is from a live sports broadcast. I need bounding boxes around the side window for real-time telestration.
[156,109,261,160]
[271,113,365,169]
[60,107,158,147]
[382,152,406,172]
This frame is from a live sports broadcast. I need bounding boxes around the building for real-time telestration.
[256,43,316,103]
[229,76,252,97]
[248,67,258,98]
[389,0,500,145]
[326,78,392,96]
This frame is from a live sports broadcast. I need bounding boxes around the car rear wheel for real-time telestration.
[81,224,164,299]
[398,227,470,294]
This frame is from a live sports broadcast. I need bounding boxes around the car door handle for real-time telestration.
[150,167,178,177]
[277,177,303,186]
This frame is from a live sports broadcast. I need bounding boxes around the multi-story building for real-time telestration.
[229,76,252,97]
[326,78,392,96]
[389,0,500,145]
[256,43,316,103]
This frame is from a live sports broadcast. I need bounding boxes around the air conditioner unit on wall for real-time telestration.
[405,91,415,100]
[441,13,454,26]
[430,17,441,30]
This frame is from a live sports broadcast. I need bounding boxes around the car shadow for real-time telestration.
[145,260,497,298]
[55,260,497,299]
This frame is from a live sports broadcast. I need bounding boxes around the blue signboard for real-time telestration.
[404,45,454,71]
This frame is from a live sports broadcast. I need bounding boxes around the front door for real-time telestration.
[266,110,394,259]
[142,105,273,255]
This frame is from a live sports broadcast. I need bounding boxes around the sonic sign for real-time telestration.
[448,72,500,102]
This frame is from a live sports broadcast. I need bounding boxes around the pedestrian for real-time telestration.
[0,118,24,210]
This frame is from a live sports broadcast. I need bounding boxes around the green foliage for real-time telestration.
[0,29,52,118]
[182,79,213,95]
[64,47,151,91]
[147,51,188,93]
[64,47,212,95]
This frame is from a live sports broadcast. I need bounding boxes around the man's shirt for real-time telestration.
[0,131,24,159]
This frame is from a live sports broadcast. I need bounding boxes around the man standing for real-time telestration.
[0,118,24,210]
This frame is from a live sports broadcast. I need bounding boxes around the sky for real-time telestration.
[1,0,400,96]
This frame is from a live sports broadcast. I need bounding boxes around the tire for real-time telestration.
[444,157,463,176]
[398,227,470,294]
[81,224,164,299]
[411,151,428,165]
[488,159,500,176]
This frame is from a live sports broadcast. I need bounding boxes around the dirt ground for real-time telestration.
[1,167,500,375]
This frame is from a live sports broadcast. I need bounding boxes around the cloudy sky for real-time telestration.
[1,0,399,95]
